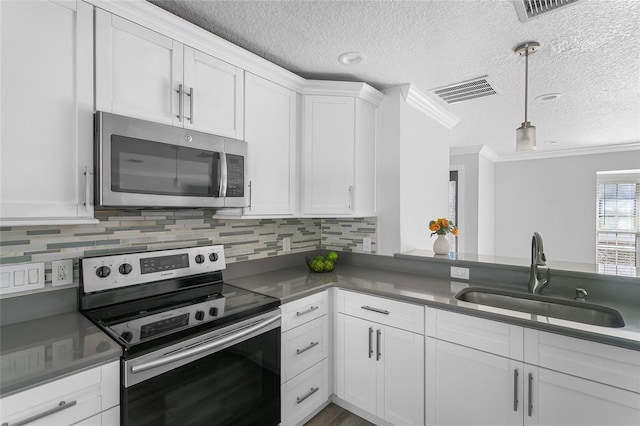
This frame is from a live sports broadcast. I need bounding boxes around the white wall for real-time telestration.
[494,149,640,263]
[450,147,495,255]
[376,89,402,255]
[376,86,450,255]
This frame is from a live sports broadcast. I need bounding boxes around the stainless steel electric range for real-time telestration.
[79,245,281,426]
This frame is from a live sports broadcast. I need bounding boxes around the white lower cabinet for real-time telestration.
[425,337,523,426]
[425,307,640,426]
[281,292,330,426]
[0,360,120,426]
[335,290,424,425]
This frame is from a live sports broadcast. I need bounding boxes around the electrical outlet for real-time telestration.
[450,266,470,280]
[282,237,291,253]
[363,237,372,253]
[52,259,73,286]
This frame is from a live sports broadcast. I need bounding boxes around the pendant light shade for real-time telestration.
[514,41,540,152]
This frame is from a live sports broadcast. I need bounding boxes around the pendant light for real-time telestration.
[514,41,540,152]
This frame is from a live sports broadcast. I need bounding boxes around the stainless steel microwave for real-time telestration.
[95,112,248,209]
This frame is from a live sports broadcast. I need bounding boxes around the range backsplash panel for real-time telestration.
[0,210,377,292]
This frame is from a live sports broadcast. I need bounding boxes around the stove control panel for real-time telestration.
[81,245,226,294]
[109,296,226,344]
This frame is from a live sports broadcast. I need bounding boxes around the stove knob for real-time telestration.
[195,254,205,264]
[121,331,133,342]
[96,266,111,278]
[119,263,133,275]
[209,307,219,317]
[195,311,205,321]
[209,253,219,262]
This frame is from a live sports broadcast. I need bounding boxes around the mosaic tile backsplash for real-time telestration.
[0,209,376,292]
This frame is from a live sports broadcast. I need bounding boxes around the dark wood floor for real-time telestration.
[303,403,375,426]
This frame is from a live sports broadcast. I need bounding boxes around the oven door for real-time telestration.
[96,111,228,208]
[122,310,281,426]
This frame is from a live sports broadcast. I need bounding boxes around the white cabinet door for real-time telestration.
[379,324,424,426]
[303,95,355,215]
[335,314,377,414]
[525,365,640,426]
[95,9,182,126]
[425,338,523,426]
[244,73,297,215]
[0,0,96,225]
[183,47,244,139]
[336,313,424,425]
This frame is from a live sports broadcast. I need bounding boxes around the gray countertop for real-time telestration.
[0,312,121,397]
[228,264,640,351]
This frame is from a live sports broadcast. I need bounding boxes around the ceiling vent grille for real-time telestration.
[513,0,580,22]
[430,76,498,105]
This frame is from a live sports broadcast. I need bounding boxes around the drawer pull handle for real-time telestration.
[296,387,320,404]
[361,305,390,315]
[528,372,533,417]
[513,368,519,411]
[2,400,77,426]
[296,341,319,355]
[296,306,319,317]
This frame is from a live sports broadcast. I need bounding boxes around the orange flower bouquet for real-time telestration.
[428,217,459,237]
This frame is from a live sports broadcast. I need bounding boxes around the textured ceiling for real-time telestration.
[147,0,640,156]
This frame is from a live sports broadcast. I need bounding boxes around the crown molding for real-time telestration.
[450,145,499,162]
[86,0,306,92]
[302,80,386,106]
[399,84,460,129]
[495,142,640,162]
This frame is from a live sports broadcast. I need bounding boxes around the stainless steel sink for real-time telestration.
[455,287,625,328]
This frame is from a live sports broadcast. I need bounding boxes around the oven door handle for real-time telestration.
[130,313,281,375]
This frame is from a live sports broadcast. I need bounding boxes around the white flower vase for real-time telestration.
[433,234,450,255]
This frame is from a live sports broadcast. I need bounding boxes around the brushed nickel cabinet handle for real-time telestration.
[368,327,373,358]
[296,341,319,355]
[528,372,533,417]
[185,87,194,124]
[361,305,390,315]
[296,387,319,404]
[376,329,382,361]
[176,84,183,122]
[296,305,319,317]
[513,368,519,411]
[2,400,77,426]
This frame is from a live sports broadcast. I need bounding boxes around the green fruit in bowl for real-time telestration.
[310,259,325,272]
[314,255,325,262]
[323,260,334,272]
[326,251,338,262]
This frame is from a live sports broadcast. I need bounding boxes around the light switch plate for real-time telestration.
[282,237,291,253]
[0,262,44,295]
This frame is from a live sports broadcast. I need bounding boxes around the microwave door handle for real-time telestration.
[220,152,228,197]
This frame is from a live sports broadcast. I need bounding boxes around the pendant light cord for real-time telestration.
[524,47,529,123]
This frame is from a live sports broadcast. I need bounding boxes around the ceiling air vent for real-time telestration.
[430,76,498,105]
[513,0,580,23]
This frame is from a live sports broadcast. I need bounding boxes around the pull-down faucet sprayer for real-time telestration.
[528,232,549,294]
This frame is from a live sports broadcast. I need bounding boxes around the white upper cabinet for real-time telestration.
[95,9,244,139]
[301,84,382,217]
[183,47,244,139]
[0,0,97,225]
[244,73,297,215]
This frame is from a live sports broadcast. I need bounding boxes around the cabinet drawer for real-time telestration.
[525,329,640,393]
[281,358,329,426]
[338,290,424,334]
[426,307,523,360]
[1,367,103,426]
[281,291,328,332]
[282,316,329,383]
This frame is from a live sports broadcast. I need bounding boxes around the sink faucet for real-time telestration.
[528,232,549,294]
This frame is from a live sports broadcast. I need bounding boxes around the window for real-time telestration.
[596,170,640,276]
